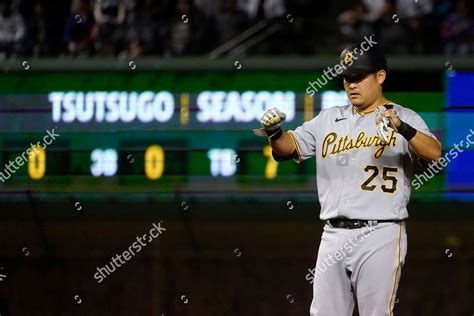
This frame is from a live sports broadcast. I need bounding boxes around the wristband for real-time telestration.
[397,120,417,141]
[272,149,298,162]
[267,128,283,140]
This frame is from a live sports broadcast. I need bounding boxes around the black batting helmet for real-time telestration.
[338,43,388,81]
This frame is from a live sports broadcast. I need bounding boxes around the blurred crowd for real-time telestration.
[0,0,472,58]
[338,0,474,55]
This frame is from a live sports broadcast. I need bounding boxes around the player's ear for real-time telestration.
[376,70,386,85]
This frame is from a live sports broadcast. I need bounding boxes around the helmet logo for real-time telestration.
[344,52,353,65]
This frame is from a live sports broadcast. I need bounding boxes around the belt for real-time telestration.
[326,218,401,229]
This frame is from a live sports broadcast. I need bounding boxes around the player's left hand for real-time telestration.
[382,108,401,128]
[375,104,399,144]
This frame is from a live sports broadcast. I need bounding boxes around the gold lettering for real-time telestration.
[336,136,345,153]
[355,132,365,148]
[387,131,397,147]
[374,136,383,147]
[365,136,377,147]
[345,139,354,151]
[374,144,386,158]
[321,131,397,159]
[322,132,337,158]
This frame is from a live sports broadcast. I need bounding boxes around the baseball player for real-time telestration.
[254,46,441,315]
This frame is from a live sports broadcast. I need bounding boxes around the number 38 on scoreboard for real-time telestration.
[24,145,280,181]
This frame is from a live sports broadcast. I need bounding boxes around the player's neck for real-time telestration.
[355,96,389,115]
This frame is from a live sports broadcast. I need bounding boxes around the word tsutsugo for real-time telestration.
[49,91,296,124]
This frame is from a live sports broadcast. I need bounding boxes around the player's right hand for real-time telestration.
[261,107,286,131]
[253,107,287,137]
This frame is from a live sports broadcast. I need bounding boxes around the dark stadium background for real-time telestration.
[0,0,474,315]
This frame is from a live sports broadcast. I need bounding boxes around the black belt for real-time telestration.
[326,218,401,229]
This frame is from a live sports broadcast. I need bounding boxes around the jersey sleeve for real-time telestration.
[287,117,318,163]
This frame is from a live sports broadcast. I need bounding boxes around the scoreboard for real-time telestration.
[0,89,320,194]
[1,69,471,202]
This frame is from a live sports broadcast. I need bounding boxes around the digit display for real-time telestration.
[0,70,458,202]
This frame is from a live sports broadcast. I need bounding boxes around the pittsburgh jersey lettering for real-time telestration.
[321,131,397,159]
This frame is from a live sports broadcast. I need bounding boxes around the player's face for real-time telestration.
[343,70,386,110]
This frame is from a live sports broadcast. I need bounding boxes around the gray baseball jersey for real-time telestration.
[288,103,437,221]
